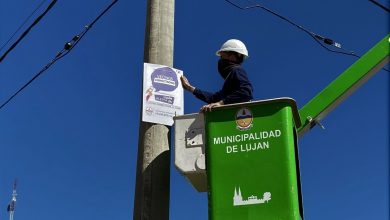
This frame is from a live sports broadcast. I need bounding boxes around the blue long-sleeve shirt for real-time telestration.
[192,66,253,105]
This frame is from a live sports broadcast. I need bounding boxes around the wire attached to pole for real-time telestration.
[0,0,119,111]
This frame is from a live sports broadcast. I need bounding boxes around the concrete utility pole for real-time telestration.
[133,0,175,219]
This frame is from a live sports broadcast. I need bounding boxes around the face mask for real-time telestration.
[218,59,238,79]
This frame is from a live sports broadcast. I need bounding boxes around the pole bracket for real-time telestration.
[307,116,325,130]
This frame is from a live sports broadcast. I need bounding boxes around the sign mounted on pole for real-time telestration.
[142,63,184,126]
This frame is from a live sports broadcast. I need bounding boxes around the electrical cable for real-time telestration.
[0,0,48,53]
[0,0,57,63]
[225,0,390,73]
[226,0,357,56]
[0,0,119,111]
[368,0,390,13]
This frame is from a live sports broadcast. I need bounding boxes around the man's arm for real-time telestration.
[181,76,224,104]
[193,88,224,104]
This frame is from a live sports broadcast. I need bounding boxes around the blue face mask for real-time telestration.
[218,59,238,79]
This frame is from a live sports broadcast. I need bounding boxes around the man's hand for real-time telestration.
[180,76,195,93]
[200,100,224,112]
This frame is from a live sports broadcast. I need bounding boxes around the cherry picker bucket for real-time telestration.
[204,98,304,220]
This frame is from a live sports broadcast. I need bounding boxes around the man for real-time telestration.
[181,39,253,111]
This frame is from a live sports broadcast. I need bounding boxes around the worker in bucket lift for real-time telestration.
[181,39,253,112]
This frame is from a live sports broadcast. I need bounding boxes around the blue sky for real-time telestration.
[0,0,388,219]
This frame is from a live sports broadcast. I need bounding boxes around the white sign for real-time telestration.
[142,63,184,126]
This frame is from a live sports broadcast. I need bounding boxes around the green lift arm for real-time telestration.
[298,34,390,136]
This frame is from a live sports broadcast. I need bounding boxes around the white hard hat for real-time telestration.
[216,39,249,58]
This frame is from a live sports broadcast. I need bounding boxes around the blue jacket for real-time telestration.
[192,66,253,105]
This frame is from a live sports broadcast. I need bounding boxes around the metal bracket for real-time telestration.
[307,116,325,130]
[186,128,204,147]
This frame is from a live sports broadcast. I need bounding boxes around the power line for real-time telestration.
[0,0,119,111]
[368,0,390,13]
[225,0,390,72]
[225,0,357,56]
[0,0,48,53]
[0,0,57,63]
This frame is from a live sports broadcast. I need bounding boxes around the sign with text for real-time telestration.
[204,99,303,220]
[142,63,184,126]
